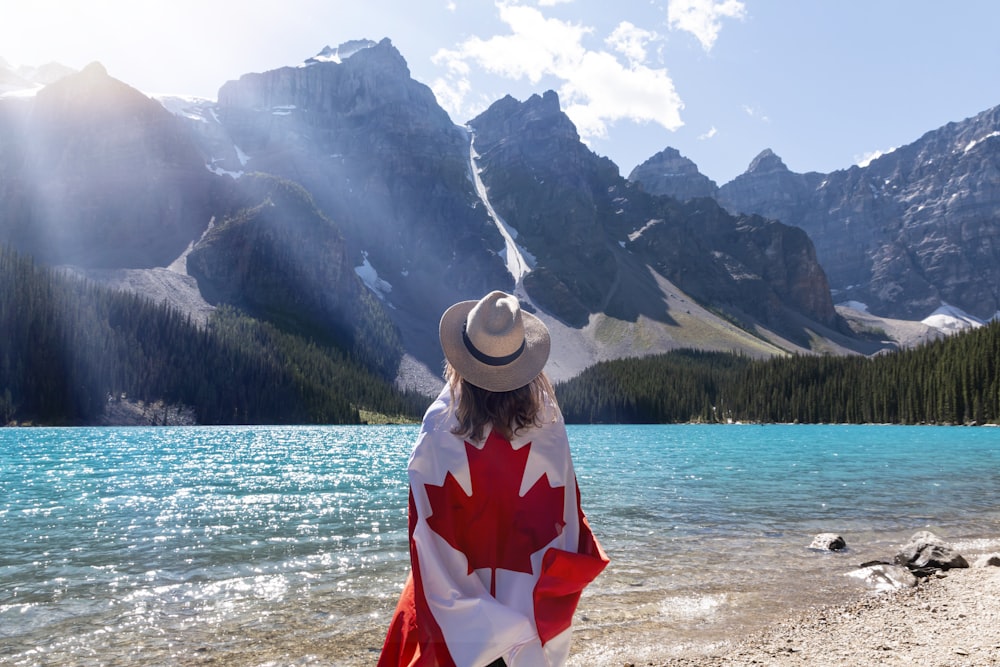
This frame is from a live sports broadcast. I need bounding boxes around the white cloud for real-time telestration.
[699,126,718,140]
[667,0,746,51]
[431,71,471,117]
[433,3,590,84]
[561,50,683,138]
[606,21,657,65]
[742,103,769,122]
[432,2,683,141]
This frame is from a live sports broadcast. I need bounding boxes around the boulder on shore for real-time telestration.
[846,562,919,592]
[894,531,969,572]
[809,533,847,551]
[973,553,1000,568]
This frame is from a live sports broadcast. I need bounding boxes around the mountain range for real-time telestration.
[2,39,997,394]
[630,115,1000,324]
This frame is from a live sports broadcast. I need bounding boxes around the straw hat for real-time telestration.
[439,291,551,392]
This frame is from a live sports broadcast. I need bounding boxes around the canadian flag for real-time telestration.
[379,387,608,667]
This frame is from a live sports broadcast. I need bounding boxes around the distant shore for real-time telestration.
[96,398,198,426]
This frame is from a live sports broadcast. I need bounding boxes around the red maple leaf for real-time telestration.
[424,430,566,596]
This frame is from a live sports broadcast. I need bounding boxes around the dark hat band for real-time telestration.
[462,322,526,367]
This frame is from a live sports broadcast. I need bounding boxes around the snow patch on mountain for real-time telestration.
[921,303,984,333]
[837,300,870,313]
[355,251,393,302]
[207,162,243,179]
[156,95,214,121]
[843,300,988,334]
[962,131,1000,153]
[156,96,250,179]
[628,218,664,242]
[856,147,897,168]
[302,40,376,67]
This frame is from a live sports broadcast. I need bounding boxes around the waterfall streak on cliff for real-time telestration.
[468,132,533,286]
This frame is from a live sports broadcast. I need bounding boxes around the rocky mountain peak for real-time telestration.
[0,58,75,93]
[217,37,423,119]
[746,148,789,174]
[468,92,839,340]
[468,91,621,325]
[527,89,563,115]
[715,148,821,246]
[718,103,1000,320]
[80,61,108,78]
[32,63,201,165]
[20,61,76,85]
[0,63,225,268]
[204,36,508,373]
[470,89,618,198]
[628,147,719,201]
[471,90,580,149]
[34,60,151,123]
[0,59,28,89]
[314,37,410,77]
[306,39,377,65]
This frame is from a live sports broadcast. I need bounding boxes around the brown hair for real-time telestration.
[446,362,558,442]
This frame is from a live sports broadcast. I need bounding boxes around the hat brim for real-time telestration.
[439,299,551,393]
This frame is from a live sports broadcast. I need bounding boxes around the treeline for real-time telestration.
[188,173,406,382]
[9,232,998,427]
[0,244,427,425]
[556,322,1000,425]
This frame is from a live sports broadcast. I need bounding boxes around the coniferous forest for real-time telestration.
[4,241,999,427]
[556,324,1000,425]
[0,244,427,425]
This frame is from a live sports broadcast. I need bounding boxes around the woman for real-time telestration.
[379,291,608,667]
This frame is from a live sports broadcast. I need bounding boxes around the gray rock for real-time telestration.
[809,533,847,551]
[846,563,919,592]
[973,553,1000,568]
[894,531,969,571]
[629,147,719,202]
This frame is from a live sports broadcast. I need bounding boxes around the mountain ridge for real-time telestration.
[632,106,1000,325]
[2,38,995,398]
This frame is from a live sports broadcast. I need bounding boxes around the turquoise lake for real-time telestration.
[2,424,999,665]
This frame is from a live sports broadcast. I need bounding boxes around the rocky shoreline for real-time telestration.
[648,531,1000,667]
[97,397,197,426]
[653,565,1000,666]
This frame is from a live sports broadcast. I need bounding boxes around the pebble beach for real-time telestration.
[653,564,1000,667]
[102,557,1000,666]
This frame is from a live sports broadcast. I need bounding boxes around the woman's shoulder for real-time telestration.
[414,386,460,445]
[409,391,466,475]
[421,385,452,422]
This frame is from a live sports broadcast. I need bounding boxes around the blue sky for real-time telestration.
[2,0,999,183]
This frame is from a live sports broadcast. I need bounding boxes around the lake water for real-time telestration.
[2,424,999,665]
